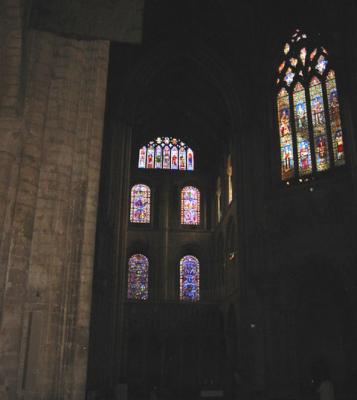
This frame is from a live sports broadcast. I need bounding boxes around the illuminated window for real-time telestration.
[180,255,200,301]
[127,254,149,300]
[138,137,194,171]
[181,186,200,225]
[130,184,151,223]
[227,155,233,204]
[216,177,222,222]
[276,29,345,182]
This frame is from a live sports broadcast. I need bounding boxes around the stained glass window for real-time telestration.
[326,70,345,165]
[127,254,149,300]
[309,77,330,171]
[293,82,312,175]
[181,186,200,225]
[130,184,151,223]
[276,29,346,182]
[278,88,294,179]
[227,155,233,204]
[138,137,195,171]
[180,255,200,301]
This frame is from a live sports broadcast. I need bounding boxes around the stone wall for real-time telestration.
[0,12,109,399]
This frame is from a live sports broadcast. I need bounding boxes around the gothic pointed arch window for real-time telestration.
[130,184,151,223]
[181,186,200,225]
[138,137,194,171]
[180,255,200,301]
[127,254,149,300]
[276,29,345,182]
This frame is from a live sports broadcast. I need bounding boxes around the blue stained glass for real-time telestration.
[130,184,150,223]
[180,255,200,301]
[127,254,149,300]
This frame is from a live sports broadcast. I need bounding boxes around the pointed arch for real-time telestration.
[180,255,200,301]
[130,184,151,223]
[127,254,149,300]
[276,29,346,182]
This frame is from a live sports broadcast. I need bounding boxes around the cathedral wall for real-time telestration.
[0,18,109,400]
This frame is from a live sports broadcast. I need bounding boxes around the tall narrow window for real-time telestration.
[127,254,149,300]
[326,70,345,166]
[227,155,233,204]
[138,137,195,171]
[216,177,222,223]
[130,184,151,223]
[180,255,200,301]
[181,186,200,225]
[276,29,346,182]
[278,88,294,179]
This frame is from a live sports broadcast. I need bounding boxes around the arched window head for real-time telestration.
[127,254,149,300]
[181,186,200,225]
[276,29,345,183]
[130,184,151,223]
[180,255,200,301]
[227,155,233,204]
[138,137,194,171]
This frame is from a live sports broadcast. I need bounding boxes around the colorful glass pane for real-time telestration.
[147,146,154,169]
[293,82,312,175]
[326,70,345,166]
[309,77,330,171]
[180,255,199,301]
[138,146,146,168]
[277,88,294,179]
[127,254,149,300]
[181,186,200,225]
[187,148,194,171]
[316,55,328,75]
[284,68,295,86]
[162,145,170,169]
[227,155,233,204]
[138,137,194,171]
[155,145,162,169]
[130,184,150,223]
[310,48,317,60]
[300,47,307,65]
[179,147,186,170]
[171,146,178,169]
[278,61,285,73]
[290,58,298,67]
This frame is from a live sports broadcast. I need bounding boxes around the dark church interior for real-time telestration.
[0,1,356,399]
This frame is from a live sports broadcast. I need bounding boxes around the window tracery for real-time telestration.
[138,137,194,171]
[277,29,345,182]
